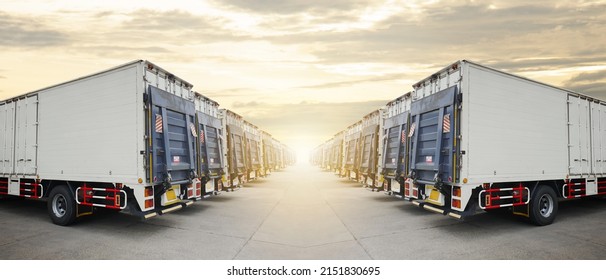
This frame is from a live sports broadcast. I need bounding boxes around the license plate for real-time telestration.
[166,185,178,201]
[428,186,440,201]
[425,185,445,206]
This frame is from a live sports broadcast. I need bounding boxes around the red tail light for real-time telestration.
[452,199,461,208]
[145,199,154,209]
[145,187,153,197]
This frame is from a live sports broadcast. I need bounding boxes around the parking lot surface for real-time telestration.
[1,163,606,259]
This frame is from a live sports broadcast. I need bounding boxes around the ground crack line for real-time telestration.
[323,198,374,260]
[232,196,284,259]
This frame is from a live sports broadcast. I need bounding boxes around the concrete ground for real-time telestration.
[1,163,606,260]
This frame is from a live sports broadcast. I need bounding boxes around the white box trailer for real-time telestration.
[381,92,412,196]
[0,60,203,225]
[358,109,384,190]
[242,120,263,181]
[343,120,363,180]
[328,131,345,174]
[261,131,275,175]
[194,92,225,196]
[220,109,247,190]
[404,60,606,225]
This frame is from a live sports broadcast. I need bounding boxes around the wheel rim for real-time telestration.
[538,193,554,218]
[52,193,67,218]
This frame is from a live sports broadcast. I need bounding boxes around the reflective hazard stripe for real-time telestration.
[408,123,416,137]
[155,114,163,133]
[190,123,198,137]
[443,114,451,133]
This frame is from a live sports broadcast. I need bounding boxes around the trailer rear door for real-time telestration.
[383,113,408,177]
[345,136,359,169]
[263,139,274,168]
[568,95,592,175]
[228,125,246,173]
[409,86,457,184]
[246,133,261,168]
[591,101,606,174]
[360,125,378,173]
[0,101,15,175]
[14,95,38,175]
[197,112,223,176]
[150,86,196,184]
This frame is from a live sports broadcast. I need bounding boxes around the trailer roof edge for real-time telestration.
[0,59,194,103]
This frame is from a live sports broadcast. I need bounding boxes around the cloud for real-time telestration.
[0,12,70,47]
[76,45,171,58]
[566,70,606,85]
[213,0,375,14]
[118,9,215,32]
[564,69,606,99]
[263,1,606,71]
[298,73,408,89]
[230,100,389,144]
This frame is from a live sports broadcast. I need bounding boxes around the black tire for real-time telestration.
[529,185,558,226]
[47,185,77,226]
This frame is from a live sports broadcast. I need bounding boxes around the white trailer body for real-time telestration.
[406,60,606,225]
[0,60,200,225]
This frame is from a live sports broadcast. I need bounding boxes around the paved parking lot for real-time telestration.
[1,163,606,259]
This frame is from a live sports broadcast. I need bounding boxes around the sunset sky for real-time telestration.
[1,0,606,160]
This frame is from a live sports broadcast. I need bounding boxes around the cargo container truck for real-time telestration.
[358,110,384,191]
[382,92,412,197]
[271,138,284,171]
[343,121,363,180]
[220,109,247,190]
[0,60,201,225]
[320,138,333,170]
[243,120,263,181]
[194,92,225,196]
[261,131,275,175]
[404,60,606,225]
[329,131,345,174]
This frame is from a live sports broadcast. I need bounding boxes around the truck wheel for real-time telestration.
[47,185,77,226]
[529,185,558,226]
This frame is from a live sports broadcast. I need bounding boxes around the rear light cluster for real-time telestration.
[144,186,154,209]
[452,186,462,209]
[196,182,202,197]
